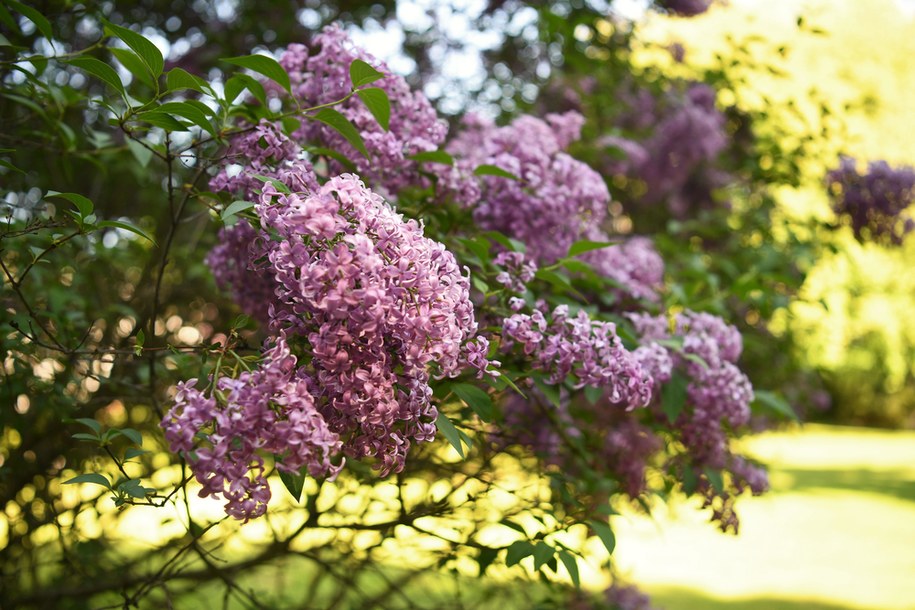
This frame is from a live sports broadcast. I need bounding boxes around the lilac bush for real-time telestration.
[827,155,915,246]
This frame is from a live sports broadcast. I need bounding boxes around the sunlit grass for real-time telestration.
[612,424,915,610]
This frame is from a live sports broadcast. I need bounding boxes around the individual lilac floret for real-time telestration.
[448,111,611,263]
[502,303,653,409]
[656,0,713,17]
[827,156,915,246]
[247,170,491,475]
[161,336,343,521]
[278,25,447,195]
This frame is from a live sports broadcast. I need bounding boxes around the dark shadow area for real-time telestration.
[773,467,915,504]
[649,585,875,610]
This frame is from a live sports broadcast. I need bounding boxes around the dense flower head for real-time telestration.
[278,24,447,195]
[502,303,653,409]
[581,235,665,302]
[448,112,611,262]
[205,220,276,325]
[211,167,492,479]
[610,82,729,218]
[627,310,764,511]
[656,0,713,17]
[827,155,915,245]
[209,120,303,198]
[161,336,342,521]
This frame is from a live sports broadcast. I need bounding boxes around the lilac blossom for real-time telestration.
[224,168,492,477]
[502,303,653,409]
[581,236,665,302]
[627,310,766,517]
[448,112,611,263]
[278,25,447,195]
[493,251,538,293]
[827,156,915,245]
[656,0,713,17]
[161,336,342,521]
[209,120,303,198]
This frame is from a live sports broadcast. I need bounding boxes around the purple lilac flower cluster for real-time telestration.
[502,303,652,409]
[827,156,915,245]
[448,111,666,301]
[209,119,303,198]
[608,83,729,218]
[278,25,447,195]
[162,336,342,520]
[493,251,538,293]
[173,167,493,518]
[581,236,666,302]
[628,311,767,504]
[655,0,713,17]
[447,111,610,263]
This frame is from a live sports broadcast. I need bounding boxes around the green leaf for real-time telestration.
[661,372,689,423]
[589,519,616,556]
[278,469,306,503]
[224,73,267,107]
[567,240,617,257]
[311,108,369,158]
[72,433,100,442]
[474,164,520,180]
[222,54,290,93]
[584,385,604,405]
[109,47,155,89]
[46,191,93,217]
[753,390,798,421]
[104,21,163,78]
[410,150,454,165]
[558,550,580,588]
[115,428,143,446]
[0,159,24,174]
[435,412,466,459]
[251,174,291,194]
[119,479,153,498]
[134,329,145,357]
[532,377,562,409]
[534,268,571,289]
[349,58,385,88]
[157,101,215,135]
[63,473,111,490]
[221,200,255,221]
[505,540,534,567]
[483,231,526,254]
[450,383,493,422]
[73,417,102,434]
[166,67,208,94]
[476,547,499,576]
[704,467,725,493]
[533,541,554,571]
[6,0,53,41]
[97,220,156,245]
[356,87,390,131]
[135,111,188,132]
[126,139,153,168]
[125,447,149,460]
[65,57,124,95]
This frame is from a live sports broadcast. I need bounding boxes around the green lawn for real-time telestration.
[611,424,915,610]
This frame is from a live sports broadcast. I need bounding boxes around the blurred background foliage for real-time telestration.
[1,0,914,608]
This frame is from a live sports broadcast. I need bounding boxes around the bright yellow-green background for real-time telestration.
[608,2,915,608]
